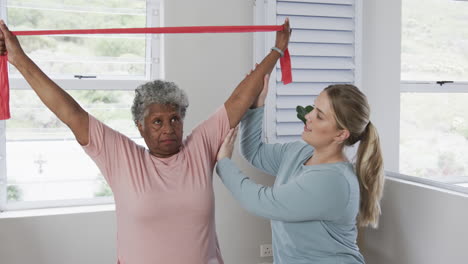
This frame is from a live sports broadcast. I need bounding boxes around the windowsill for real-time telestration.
[386,171,468,198]
[0,204,115,219]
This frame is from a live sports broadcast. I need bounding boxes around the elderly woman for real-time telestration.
[0,19,290,264]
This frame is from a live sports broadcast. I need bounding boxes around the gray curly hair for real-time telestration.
[131,80,189,126]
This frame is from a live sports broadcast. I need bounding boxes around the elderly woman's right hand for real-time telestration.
[0,20,27,67]
[275,18,291,51]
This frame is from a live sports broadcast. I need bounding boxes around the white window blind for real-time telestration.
[255,0,362,143]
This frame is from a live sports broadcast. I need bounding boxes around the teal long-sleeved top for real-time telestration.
[216,107,365,264]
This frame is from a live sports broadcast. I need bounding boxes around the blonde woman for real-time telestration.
[216,78,384,264]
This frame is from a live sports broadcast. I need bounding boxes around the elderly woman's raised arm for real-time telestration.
[0,20,89,145]
[224,18,290,128]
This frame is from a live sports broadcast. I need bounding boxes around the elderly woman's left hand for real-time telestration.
[217,127,239,161]
[275,18,291,52]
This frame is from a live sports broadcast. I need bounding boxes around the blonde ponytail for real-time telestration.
[324,84,385,228]
[355,122,384,228]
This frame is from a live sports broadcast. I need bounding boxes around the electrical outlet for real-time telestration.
[260,244,273,257]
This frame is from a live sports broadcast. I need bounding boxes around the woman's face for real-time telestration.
[137,103,184,158]
[302,92,343,149]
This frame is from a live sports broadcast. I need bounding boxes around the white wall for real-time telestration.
[0,1,275,264]
[363,177,468,264]
[164,1,275,263]
[0,209,117,264]
[361,1,468,264]
[361,0,401,171]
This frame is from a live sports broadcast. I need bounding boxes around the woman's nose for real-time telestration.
[162,123,175,134]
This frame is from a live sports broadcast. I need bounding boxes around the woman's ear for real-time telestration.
[137,122,145,137]
[335,129,350,144]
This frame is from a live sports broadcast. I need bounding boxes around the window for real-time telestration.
[0,0,162,211]
[400,0,468,188]
[254,0,362,144]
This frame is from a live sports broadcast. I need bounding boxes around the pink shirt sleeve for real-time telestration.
[82,114,144,187]
[185,105,231,162]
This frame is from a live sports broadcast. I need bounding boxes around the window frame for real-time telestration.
[0,121,6,211]
[387,171,468,195]
[6,0,164,91]
[0,0,164,212]
[253,0,277,143]
[401,81,468,93]
[399,82,468,194]
[398,0,468,192]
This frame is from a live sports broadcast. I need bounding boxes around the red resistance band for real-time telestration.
[0,25,292,120]
[0,55,10,120]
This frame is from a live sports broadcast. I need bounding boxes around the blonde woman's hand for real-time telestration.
[251,74,270,108]
[217,127,239,161]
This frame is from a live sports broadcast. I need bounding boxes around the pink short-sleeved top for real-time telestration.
[82,106,230,264]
